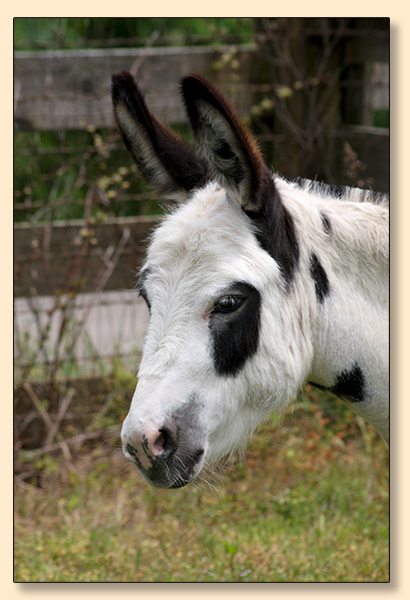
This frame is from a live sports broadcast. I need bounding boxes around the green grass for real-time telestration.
[14,388,389,583]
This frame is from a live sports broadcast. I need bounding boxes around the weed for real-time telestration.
[14,389,389,583]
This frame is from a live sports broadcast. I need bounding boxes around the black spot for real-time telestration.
[141,434,150,455]
[320,211,332,234]
[333,363,366,403]
[308,362,366,403]
[126,442,151,472]
[310,253,330,304]
[126,442,138,458]
[209,282,261,376]
[245,172,300,289]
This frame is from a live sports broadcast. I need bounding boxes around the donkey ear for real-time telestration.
[180,73,270,211]
[112,71,209,201]
[181,74,300,288]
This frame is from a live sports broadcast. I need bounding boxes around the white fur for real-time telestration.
[122,176,389,470]
[114,72,389,485]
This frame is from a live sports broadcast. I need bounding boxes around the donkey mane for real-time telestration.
[275,174,389,292]
[290,176,388,206]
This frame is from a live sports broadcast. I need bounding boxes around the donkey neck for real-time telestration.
[277,177,389,442]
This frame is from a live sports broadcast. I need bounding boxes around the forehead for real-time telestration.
[144,183,275,289]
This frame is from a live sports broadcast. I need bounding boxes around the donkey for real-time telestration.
[111,71,389,489]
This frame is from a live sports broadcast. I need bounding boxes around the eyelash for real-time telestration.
[213,295,244,313]
[139,287,245,316]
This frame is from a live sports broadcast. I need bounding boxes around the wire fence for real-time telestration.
[14,290,149,375]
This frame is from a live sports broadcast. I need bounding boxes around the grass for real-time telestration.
[14,386,389,583]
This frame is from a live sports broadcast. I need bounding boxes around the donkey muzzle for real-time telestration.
[121,397,206,488]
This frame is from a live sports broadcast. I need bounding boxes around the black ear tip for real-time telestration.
[112,70,134,84]
[181,72,203,86]
[111,70,138,102]
[180,73,213,99]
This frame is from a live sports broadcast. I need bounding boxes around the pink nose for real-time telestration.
[144,429,168,457]
[121,419,178,469]
[120,399,206,488]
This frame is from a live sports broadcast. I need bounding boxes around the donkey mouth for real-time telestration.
[154,448,205,489]
[125,443,205,489]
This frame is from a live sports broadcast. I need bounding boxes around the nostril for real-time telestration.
[152,431,166,456]
[154,427,177,458]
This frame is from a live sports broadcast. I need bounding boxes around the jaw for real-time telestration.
[122,299,282,489]
[122,382,273,488]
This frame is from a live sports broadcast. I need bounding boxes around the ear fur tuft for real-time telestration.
[180,73,265,210]
[180,73,299,286]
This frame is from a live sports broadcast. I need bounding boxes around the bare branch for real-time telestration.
[45,387,75,446]
[17,425,121,459]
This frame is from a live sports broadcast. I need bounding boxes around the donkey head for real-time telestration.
[112,72,302,488]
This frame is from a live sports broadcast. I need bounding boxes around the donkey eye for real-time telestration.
[213,295,244,313]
